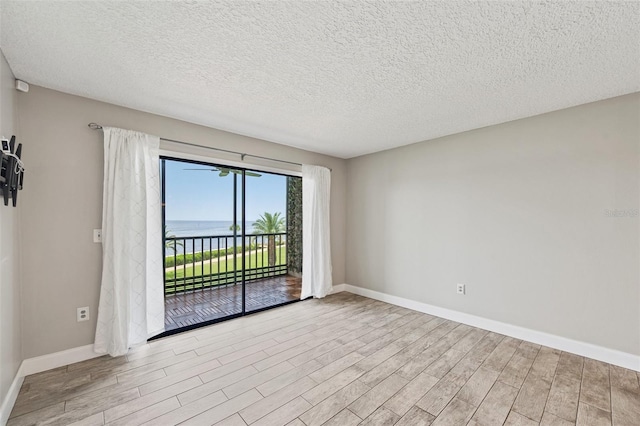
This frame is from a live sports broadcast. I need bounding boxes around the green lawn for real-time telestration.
[166,247,287,281]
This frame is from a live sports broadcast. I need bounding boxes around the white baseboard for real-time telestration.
[0,369,23,426]
[341,284,640,372]
[0,344,100,425]
[330,283,346,294]
[20,344,101,377]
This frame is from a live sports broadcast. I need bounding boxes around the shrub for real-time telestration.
[164,244,259,267]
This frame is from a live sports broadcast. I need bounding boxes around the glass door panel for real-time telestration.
[162,158,244,332]
[244,170,302,313]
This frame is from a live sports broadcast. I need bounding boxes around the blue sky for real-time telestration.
[164,159,288,221]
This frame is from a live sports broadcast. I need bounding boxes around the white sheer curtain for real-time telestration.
[94,127,165,356]
[301,164,332,299]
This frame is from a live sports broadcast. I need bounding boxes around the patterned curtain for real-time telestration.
[301,165,332,299]
[94,127,165,356]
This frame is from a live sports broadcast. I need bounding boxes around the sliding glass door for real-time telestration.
[244,170,301,312]
[160,156,302,334]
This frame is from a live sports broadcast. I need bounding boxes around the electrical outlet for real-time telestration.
[456,284,465,295]
[77,307,90,322]
[93,229,102,243]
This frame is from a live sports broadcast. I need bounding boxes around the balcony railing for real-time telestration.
[163,232,287,295]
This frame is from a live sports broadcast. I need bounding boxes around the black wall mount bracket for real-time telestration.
[0,135,25,207]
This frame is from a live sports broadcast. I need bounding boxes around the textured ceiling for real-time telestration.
[1,1,639,158]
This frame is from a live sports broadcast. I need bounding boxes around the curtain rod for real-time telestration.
[87,122,305,168]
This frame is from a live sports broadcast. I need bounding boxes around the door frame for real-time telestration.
[151,155,301,340]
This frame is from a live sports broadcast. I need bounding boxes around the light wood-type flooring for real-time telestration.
[8,292,640,426]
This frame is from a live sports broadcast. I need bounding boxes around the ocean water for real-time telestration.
[165,220,278,255]
[165,220,253,237]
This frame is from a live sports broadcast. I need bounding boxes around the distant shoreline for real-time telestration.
[165,219,258,237]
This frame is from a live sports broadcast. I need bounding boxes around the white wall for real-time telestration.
[346,93,640,357]
[0,50,21,410]
[17,85,347,359]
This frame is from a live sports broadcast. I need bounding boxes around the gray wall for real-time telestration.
[347,93,640,356]
[17,85,347,358]
[0,50,21,406]
[11,82,640,361]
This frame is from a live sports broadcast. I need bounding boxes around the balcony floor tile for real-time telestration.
[164,275,302,331]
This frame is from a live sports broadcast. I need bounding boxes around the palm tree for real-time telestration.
[164,226,184,253]
[229,224,241,233]
[252,212,285,266]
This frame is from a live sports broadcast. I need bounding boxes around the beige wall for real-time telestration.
[0,50,21,405]
[347,93,640,356]
[17,85,347,358]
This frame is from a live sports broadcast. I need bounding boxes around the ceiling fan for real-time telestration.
[183,166,261,177]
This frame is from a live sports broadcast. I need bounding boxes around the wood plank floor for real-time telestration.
[8,292,639,426]
[165,276,302,330]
